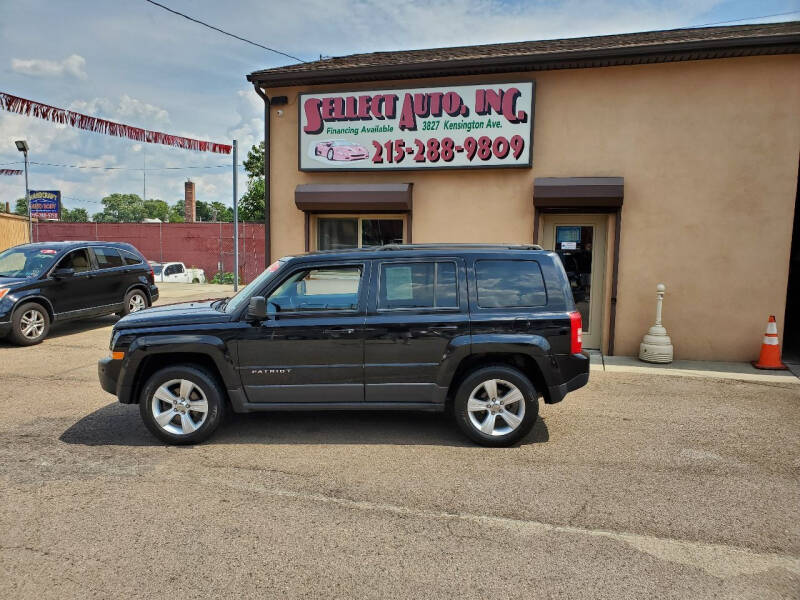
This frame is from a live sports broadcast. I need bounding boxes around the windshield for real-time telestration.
[0,247,60,278]
[222,258,290,314]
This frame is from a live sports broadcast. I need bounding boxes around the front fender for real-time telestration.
[117,333,238,403]
[7,291,55,320]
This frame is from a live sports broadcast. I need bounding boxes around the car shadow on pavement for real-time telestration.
[0,315,119,347]
[60,402,550,447]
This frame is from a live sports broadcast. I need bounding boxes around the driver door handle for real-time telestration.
[324,328,355,335]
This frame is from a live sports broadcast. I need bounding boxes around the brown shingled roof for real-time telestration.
[247,21,800,87]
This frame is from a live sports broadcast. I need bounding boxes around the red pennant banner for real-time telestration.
[0,92,232,154]
[0,169,23,175]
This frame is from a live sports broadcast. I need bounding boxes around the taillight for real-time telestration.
[149,267,155,282]
[569,311,582,354]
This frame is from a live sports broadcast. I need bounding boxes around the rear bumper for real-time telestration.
[545,352,590,404]
[149,285,159,303]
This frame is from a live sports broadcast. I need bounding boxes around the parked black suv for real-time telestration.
[98,245,588,446]
[0,241,158,345]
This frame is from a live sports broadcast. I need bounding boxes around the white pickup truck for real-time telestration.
[149,261,206,284]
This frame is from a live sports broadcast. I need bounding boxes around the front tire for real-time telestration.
[139,365,226,445]
[122,289,148,316]
[8,302,50,346]
[453,365,538,447]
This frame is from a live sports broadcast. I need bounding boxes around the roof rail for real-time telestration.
[375,243,544,251]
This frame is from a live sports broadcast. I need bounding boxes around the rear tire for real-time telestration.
[8,302,50,346]
[122,289,148,316]
[139,365,226,445]
[453,365,538,447]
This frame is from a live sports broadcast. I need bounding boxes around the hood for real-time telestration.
[114,300,231,329]
[0,277,31,287]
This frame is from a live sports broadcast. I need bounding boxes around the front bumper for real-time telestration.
[98,356,122,396]
[0,320,11,338]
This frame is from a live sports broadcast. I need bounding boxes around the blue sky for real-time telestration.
[0,0,797,216]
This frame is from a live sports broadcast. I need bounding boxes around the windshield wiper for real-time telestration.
[212,297,229,311]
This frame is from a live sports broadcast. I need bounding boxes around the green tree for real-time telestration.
[244,141,264,179]
[209,201,233,222]
[239,141,266,222]
[14,197,27,216]
[61,207,89,222]
[239,177,265,221]
[93,193,145,222]
[168,200,184,223]
[143,199,170,222]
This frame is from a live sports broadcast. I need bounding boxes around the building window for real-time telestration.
[315,215,405,251]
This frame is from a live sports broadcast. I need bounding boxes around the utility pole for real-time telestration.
[142,145,147,202]
[15,141,31,242]
[233,139,239,292]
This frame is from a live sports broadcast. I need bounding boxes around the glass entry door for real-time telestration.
[541,214,607,350]
[316,215,405,250]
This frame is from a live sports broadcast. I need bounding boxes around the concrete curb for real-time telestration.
[588,353,799,385]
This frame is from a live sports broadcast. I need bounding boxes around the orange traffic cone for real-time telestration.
[752,315,787,370]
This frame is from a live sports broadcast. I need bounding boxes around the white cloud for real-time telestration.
[69,95,170,126]
[11,54,88,80]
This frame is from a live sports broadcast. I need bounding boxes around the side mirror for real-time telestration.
[53,267,75,279]
[247,296,267,321]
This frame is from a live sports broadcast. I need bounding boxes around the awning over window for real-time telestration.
[295,183,413,212]
[534,177,624,208]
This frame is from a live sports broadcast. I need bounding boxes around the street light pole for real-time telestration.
[232,139,239,292]
[15,141,31,243]
[23,149,31,242]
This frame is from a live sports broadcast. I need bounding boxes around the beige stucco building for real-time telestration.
[247,22,800,362]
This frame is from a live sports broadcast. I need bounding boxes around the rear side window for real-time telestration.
[94,247,124,269]
[379,261,458,310]
[475,260,547,308]
[120,249,143,265]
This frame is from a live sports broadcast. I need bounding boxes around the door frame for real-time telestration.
[534,206,622,355]
[540,214,607,350]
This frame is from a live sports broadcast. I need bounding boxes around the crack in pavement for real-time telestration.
[189,473,800,580]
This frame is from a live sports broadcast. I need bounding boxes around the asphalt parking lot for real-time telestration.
[0,284,798,599]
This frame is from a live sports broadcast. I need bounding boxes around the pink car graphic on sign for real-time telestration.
[314,139,369,161]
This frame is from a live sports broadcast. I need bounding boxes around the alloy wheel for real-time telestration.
[150,379,209,435]
[466,378,526,436]
[20,309,46,340]
[129,293,146,312]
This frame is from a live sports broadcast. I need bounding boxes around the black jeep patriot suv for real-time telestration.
[98,245,589,446]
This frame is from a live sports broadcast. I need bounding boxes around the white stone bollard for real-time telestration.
[639,283,674,363]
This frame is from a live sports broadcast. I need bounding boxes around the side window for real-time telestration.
[164,265,176,276]
[175,264,185,274]
[475,260,547,308]
[56,249,91,273]
[120,249,143,265]
[268,266,362,313]
[379,261,458,310]
[94,247,124,269]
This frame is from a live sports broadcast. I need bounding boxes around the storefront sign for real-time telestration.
[29,190,60,220]
[298,82,534,171]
